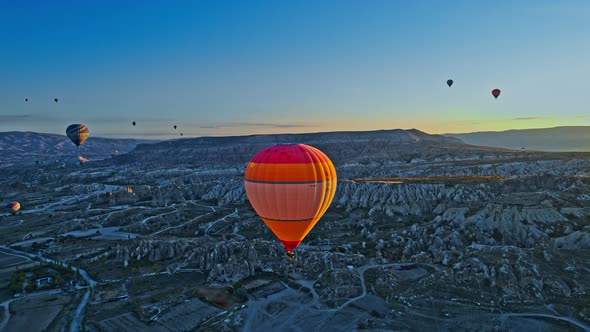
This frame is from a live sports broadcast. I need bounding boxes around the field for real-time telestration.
[0,250,39,301]
[94,298,223,332]
[4,293,75,332]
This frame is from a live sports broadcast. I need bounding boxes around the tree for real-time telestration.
[151,263,160,273]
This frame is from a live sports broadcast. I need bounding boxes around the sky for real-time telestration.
[0,0,589,139]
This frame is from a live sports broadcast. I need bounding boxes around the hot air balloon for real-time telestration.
[54,98,59,103]
[244,144,337,258]
[492,89,501,99]
[174,125,177,130]
[66,124,89,147]
[132,121,136,126]
[25,98,29,102]
[7,202,20,215]
[113,150,119,155]
[180,133,183,136]
[447,79,453,87]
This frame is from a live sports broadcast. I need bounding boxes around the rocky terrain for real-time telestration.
[0,131,154,166]
[0,128,589,331]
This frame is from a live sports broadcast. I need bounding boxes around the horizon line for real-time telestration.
[2,124,590,141]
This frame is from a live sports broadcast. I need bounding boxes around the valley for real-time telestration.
[0,129,589,331]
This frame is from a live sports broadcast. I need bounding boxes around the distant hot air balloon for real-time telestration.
[113,150,119,155]
[66,124,90,147]
[181,133,183,136]
[492,89,501,99]
[7,202,20,215]
[54,98,59,103]
[132,121,136,126]
[25,98,29,102]
[174,125,177,130]
[244,144,337,258]
[447,79,453,87]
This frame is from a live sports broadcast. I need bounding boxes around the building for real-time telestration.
[36,276,53,287]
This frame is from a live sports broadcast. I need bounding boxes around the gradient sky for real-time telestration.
[1,0,589,139]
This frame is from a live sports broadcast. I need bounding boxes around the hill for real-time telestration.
[445,126,590,152]
[119,128,505,166]
[0,131,155,165]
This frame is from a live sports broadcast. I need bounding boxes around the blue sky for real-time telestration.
[1,0,589,138]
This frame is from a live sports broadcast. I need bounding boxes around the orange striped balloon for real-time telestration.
[244,144,337,253]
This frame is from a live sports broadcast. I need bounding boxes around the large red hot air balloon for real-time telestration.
[492,89,501,99]
[244,144,337,257]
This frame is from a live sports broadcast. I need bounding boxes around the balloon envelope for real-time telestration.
[244,144,337,253]
[447,79,453,87]
[54,98,58,103]
[492,89,501,99]
[132,121,136,126]
[7,202,20,215]
[66,124,90,147]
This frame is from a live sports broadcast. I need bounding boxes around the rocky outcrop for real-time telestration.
[554,231,590,250]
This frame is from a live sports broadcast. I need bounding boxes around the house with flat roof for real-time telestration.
[36,276,53,287]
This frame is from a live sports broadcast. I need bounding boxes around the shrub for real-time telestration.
[492,229,503,243]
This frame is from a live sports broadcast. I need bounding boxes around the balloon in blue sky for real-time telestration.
[1,1,589,137]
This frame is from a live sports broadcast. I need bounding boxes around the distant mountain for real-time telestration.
[445,126,590,152]
[0,131,155,165]
[120,128,503,166]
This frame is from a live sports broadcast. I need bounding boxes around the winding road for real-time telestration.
[242,261,399,331]
[0,246,97,332]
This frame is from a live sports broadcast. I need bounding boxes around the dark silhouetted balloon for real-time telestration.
[54,98,59,103]
[492,89,501,99]
[447,79,453,87]
[66,124,90,147]
[25,98,29,102]
[132,121,136,126]
[180,133,183,136]
[174,125,177,130]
